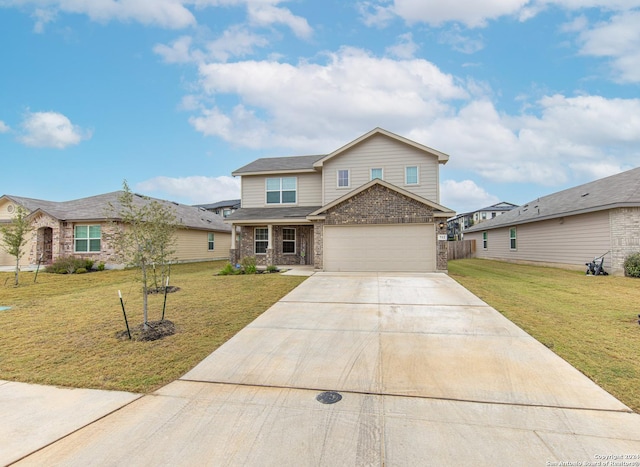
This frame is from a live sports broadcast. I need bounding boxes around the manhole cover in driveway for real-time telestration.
[316,391,342,404]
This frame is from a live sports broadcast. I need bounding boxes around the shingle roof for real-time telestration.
[466,167,640,232]
[232,155,325,175]
[193,199,241,210]
[3,192,231,232]
[225,206,322,222]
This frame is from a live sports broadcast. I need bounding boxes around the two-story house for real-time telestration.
[226,128,455,272]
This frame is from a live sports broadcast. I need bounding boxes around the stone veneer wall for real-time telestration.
[323,184,435,225]
[27,216,122,268]
[316,184,448,271]
[236,225,314,267]
[610,207,640,274]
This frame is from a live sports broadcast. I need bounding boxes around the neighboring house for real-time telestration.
[0,192,232,269]
[447,202,518,240]
[226,128,455,272]
[464,167,640,275]
[194,199,241,218]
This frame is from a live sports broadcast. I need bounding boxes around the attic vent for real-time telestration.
[199,207,206,211]
[134,193,144,198]
[581,192,589,197]
[172,201,179,205]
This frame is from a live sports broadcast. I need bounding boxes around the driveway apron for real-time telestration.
[14,272,640,466]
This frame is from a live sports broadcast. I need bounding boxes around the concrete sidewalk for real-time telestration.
[9,272,640,466]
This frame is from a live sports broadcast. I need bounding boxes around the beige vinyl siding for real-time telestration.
[322,133,440,205]
[0,231,32,268]
[240,173,322,208]
[467,211,611,270]
[174,229,231,261]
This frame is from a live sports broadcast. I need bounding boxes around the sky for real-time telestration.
[1,0,639,215]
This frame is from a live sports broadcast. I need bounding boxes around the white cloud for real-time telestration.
[0,121,9,133]
[358,0,640,30]
[135,175,240,204]
[357,1,396,28]
[440,179,500,213]
[438,25,485,54]
[385,32,419,59]
[391,0,531,28]
[154,36,201,64]
[7,0,197,29]
[574,11,640,83]
[190,47,467,150]
[205,26,270,61]
[18,111,91,149]
[247,3,312,39]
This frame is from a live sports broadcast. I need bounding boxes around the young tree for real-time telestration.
[107,181,180,329]
[0,205,33,286]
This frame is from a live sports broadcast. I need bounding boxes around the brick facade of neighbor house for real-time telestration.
[28,213,121,267]
[610,207,640,273]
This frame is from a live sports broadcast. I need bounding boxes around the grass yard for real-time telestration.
[449,259,640,412]
[0,261,306,393]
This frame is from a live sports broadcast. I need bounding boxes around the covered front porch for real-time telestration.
[229,223,315,267]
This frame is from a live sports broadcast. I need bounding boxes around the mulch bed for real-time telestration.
[116,320,176,342]
[146,286,181,295]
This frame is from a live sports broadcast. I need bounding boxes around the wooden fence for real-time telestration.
[448,240,476,260]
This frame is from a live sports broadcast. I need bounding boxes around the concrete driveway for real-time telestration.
[10,272,640,466]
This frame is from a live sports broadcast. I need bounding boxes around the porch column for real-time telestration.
[229,223,238,265]
[266,224,275,265]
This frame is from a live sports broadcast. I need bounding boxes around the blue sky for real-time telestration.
[1,0,639,214]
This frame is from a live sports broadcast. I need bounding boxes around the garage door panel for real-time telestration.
[324,224,435,272]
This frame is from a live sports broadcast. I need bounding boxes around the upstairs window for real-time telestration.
[266,177,296,204]
[405,166,419,185]
[337,169,350,188]
[75,225,101,253]
[370,168,383,180]
[208,233,215,251]
[510,228,517,250]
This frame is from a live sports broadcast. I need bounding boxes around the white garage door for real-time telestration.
[323,224,435,272]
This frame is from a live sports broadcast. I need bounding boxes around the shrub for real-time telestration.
[624,252,640,278]
[241,256,257,274]
[218,262,239,276]
[45,256,95,274]
[96,262,106,271]
[76,267,88,274]
[266,265,278,273]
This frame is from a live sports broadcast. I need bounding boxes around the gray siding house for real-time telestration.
[464,167,640,275]
[226,128,455,272]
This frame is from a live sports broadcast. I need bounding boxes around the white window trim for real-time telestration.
[482,231,488,250]
[74,224,101,253]
[337,169,350,188]
[405,165,419,185]
[509,228,517,250]
[255,227,269,255]
[265,177,297,205]
[370,168,383,180]
[282,227,296,255]
[208,232,215,251]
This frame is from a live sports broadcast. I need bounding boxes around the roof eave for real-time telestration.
[232,168,319,177]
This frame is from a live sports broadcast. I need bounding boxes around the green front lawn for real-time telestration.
[449,259,640,412]
[0,261,306,393]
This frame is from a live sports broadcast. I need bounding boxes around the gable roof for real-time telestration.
[193,199,241,210]
[308,179,455,219]
[231,128,450,176]
[232,155,324,176]
[1,192,231,232]
[466,167,640,232]
[313,127,450,168]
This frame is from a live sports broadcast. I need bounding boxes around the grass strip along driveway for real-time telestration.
[449,259,640,413]
[0,261,306,393]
